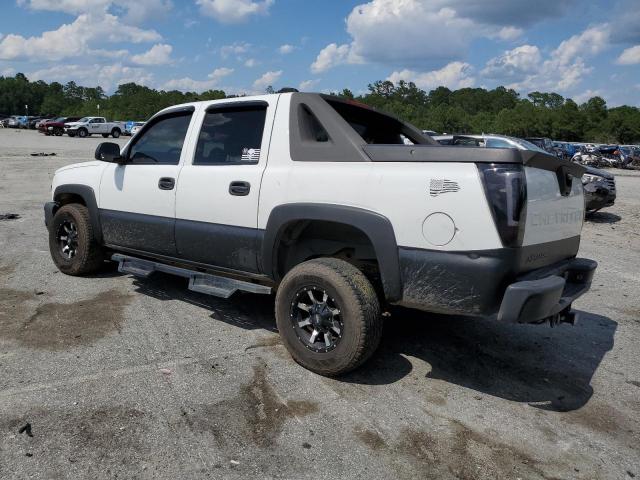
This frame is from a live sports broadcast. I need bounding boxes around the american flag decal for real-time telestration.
[429,178,460,196]
[241,148,261,162]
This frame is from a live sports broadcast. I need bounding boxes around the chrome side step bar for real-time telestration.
[111,254,272,299]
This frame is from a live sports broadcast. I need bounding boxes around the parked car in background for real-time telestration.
[8,115,29,128]
[524,137,554,154]
[421,129,438,136]
[124,121,145,135]
[39,117,81,136]
[617,146,639,168]
[130,122,145,136]
[64,117,126,138]
[581,166,616,214]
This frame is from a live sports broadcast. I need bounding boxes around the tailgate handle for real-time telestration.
[555,166,573,197]
[229,181,250,196]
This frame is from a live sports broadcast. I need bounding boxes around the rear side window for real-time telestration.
[128,113,192,165]
[194,105,267,165]
[324,98,423,145]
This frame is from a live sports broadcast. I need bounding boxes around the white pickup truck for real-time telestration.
[64,117,126,138]
[44,92,596,375]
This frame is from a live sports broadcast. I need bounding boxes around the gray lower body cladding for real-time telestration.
[396,237,595,323]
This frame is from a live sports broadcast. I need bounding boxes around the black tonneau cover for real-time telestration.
[363,144,586,178]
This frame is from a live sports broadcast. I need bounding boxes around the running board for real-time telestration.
[112,254,271,299]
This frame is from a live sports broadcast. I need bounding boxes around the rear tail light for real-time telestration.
[477,163,527,247]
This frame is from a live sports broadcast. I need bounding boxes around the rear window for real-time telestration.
[324,98,424,145]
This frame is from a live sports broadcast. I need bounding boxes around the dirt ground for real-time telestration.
[0,128,639,479]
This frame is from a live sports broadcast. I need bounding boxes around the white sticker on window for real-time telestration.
[241,148,260,161]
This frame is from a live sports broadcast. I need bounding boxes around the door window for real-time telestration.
[128,113,192,165]
[193,105,267,165]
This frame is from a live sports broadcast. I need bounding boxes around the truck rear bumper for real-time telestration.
[496,258,596,324]
[395,242,596,323]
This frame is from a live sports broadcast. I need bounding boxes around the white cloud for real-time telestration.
[491,26,524,41]
[17,0,173,24]
[131,43,173,66]
[278,44,295,54]
[482,45,542,79]
[0,13,160,61]
[344,0,474,67]
[253,70,282,90]
[220,42,251,59]
[209,67,234,80]
[244,58,258,67]
[481,26,612,94]
[388,61,475,90]
[299,79,320,91]
[196,0,273,23]
[616,45,640,65]
[29,63,153,91]
[162,67,233,92]
[311,43,360,74]
[572,89,604,104]
[551,26,609,66]
[309,0,580,74]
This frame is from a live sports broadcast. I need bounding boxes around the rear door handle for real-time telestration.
[158,177,175,190]
[229,181,250,196]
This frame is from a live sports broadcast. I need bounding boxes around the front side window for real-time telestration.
[128,113,192,165]
[193,105,267,165]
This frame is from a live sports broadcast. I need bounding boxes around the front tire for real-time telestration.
[111,128,121,138]
[49,204,104,276]
[77,128,87,138]
[275,258,382,376]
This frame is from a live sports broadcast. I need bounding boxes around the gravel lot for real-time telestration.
[1,128,639,480]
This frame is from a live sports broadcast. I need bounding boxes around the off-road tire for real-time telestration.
[275,258,382,376]
[49,203,104,275]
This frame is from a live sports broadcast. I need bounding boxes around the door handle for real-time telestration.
[229,181,251,196]
[158,177,175,190]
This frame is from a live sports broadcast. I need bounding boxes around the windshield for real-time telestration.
[76,117,89,123]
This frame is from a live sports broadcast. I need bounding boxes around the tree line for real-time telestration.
[1,73,639,143]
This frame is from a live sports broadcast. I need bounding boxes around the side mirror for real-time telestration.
[95,142,124,163]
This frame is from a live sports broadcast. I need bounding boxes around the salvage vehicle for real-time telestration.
[44,93,596,375]
[582,166,616,214]
[130,122,145,136]
[524,137,554,154]
[64,117,125,138]
[40,116,81,136]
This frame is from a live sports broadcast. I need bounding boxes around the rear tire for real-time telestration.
[54,127,63,136]
[275,258,382,376]
[102,133,109,138]
[48,204,105,276]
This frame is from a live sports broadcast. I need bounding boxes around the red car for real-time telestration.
[39,116,81,136]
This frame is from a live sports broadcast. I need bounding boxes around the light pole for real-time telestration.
[97,104,100,115]
[25,104,28,116]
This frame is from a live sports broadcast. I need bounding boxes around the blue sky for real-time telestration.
[1,0,639,105]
